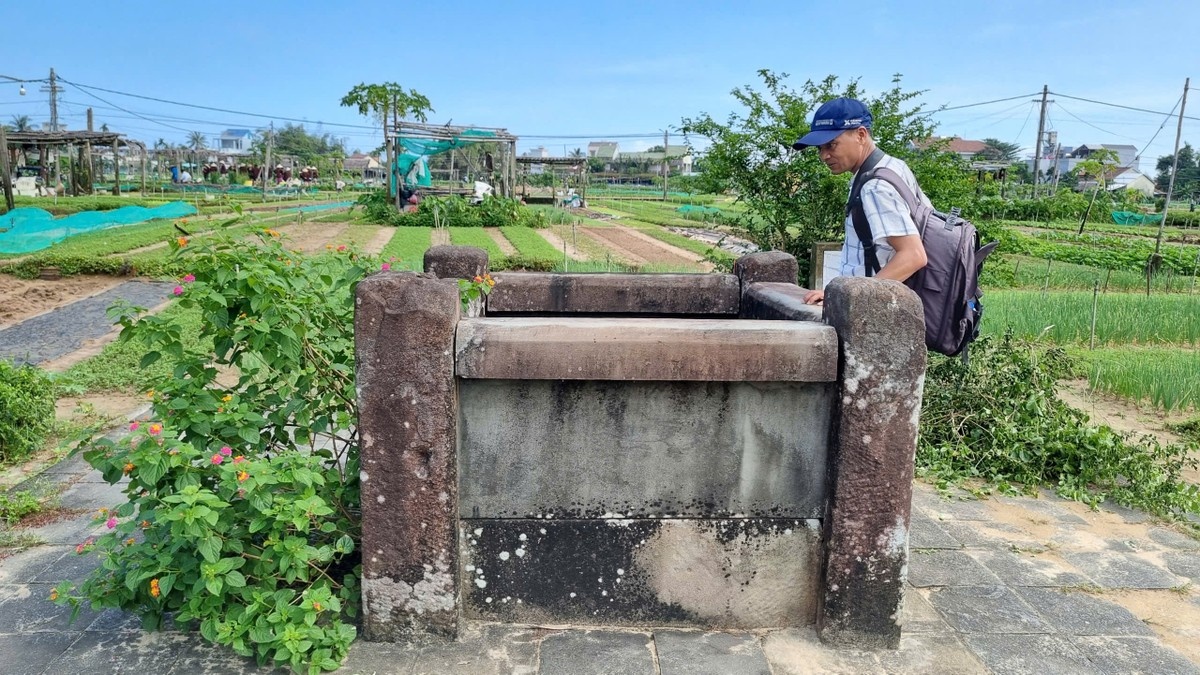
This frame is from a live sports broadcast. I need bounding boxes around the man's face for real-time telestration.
[817,127,869,175]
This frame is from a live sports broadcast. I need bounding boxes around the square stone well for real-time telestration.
[354,246,927,648]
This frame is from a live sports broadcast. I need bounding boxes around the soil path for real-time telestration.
[362,228,395,255]
[486,228,517,256]
[581,226,700,267]
[0,275,126,329]
[431,229,451,246]
[274,222,350,253]
[618,227,712,270]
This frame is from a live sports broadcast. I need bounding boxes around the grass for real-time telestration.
[983,290,1200,346]
[1078,346,1200,412]
[377,227,431,270]
[500,226,562,260]
[339,225,388,250]
[448,227,505,258]
[996,255,1200,294]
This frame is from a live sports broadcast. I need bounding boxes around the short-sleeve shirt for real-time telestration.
[838,154,930,277]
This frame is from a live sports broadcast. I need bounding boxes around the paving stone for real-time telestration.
[968,549,1093,587]
[761,628,883,674]
[898,589,948,633]
[876,634,987,675]
[17,512,105,546]
[937,520,1024,549]
[167,638,292,674]
[1164,551,1200,582]
[908,515,962,550]
[410,623,540,675]
[1097,503,1151,524]
[333,641,418,675]
[0,583,100,633]
[56,481,128,510]
[40,454,94,477]
[1147,527,1200,551]
[963,634,1096,675]
[0,631,82,675]
[927,585,1050,634]
[31,544,105,583]
[538,630,654,675]
[1061,552,1183,589]
[1014,586,1154,636]
[926,497,991,522]
[995,495,1088,525]
[83,608,144,632]
[1074,636,1200,675]
[1104,537,1157,553]
[42,630,192,674]
[907,550,1002,588]
[654,630,770,675]
[0,545,69,584]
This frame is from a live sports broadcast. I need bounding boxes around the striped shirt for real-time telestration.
[838,153,930,277]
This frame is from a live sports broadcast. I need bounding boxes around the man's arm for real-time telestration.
[875,233,926,281]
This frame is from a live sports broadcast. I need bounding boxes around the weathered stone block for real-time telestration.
[485,272,740,315]
[460,519,821,629]
[355,272,462,641]
[740,282,824,322]
[458,379,833,519]
[423,245,488,280]
[818,276,926,649]
[734,251,798,287]
[456,317,838,382]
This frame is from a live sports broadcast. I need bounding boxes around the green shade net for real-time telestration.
[394,129,497,188]
[0,202,198,255]
[1111,211,1163,225]
[676,205,721,216]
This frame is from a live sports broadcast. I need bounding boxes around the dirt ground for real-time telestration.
[580,226,702,267]
[0,275,125,329]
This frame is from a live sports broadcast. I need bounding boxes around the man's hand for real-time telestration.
[803,289,824,305]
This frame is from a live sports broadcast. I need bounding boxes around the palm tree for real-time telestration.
[9,115,32,132]
[187,132,207,178]
[569,147,584,158]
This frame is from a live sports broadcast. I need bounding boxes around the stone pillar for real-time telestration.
[733,251,798,287]
[818,276,926,649]
[355,272,462,641]
[423,245,488,280]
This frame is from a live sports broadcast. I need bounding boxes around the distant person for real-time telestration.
[169,166,180,183]
[180,169,192,183]
[791,98,927,305]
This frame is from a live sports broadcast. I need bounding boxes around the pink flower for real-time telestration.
[211,454,224,465]
[219,446,232,457]
[148,424,162,436]
[129,421,139,432]
[336,245,347,252]
[105,517,118,529]
[182,274,196,283]
[173,286,184,296]
[381,263,391,271]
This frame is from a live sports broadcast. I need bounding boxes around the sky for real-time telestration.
[2,0,1197,172]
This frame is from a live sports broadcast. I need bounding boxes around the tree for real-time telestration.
[681,70,970,280]
[569,147,584,158]
[1155,143,1200,199]
[187,131,207,151]
[340,82,432,198]
[9,115,32,132]
[1074,147,1121,234]
[975,138,1020,163]
[273,123,345,164]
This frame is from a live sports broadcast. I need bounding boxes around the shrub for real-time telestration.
[54,231,367,673]
[0,360,56,464]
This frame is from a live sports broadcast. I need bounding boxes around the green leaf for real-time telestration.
[225,570,247,588]
[205,576,224,596]
[139,351,162,368]
[198,535,221,563]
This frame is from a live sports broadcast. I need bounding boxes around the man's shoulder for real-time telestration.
[863,154,918,192]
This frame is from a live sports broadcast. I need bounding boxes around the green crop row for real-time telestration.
[1080,346,1200,412]
[448,227,505,258]
[377,228,431,270]
[982,290,1200,346]
[500,226,562,260]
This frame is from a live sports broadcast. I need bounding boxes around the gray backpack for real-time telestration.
[849,158,998,357]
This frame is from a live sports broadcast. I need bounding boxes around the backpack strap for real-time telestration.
[847,148,887,277]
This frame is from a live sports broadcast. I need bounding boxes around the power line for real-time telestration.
[1011,101,1036,145]
[1051,101,1142,143]
[1132,94,1182,164]
[66,80,192,133]
[1051,91,1200,122]
[931,92,1042,113]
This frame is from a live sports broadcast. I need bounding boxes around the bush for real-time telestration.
[919,334,1200,523]
[54,231,366,673]
[0,360,56,464]
[356,191,547,228]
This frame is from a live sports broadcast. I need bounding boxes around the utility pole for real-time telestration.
[263,122,273,203]
[662,129,669,201]
[0,124,14,212]
[1155,77,1190,257]
[1032,85,1048,198]
[48,68,59,132]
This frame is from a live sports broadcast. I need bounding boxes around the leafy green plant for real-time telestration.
[0,490,43,524]
[919,334,1200,523]
[53,231,365,673]
[458,272,495,311]
[0,359,56,464]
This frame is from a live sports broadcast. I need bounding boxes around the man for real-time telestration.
[792,98,927,305]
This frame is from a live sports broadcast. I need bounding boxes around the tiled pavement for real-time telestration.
[2,451,1199,674]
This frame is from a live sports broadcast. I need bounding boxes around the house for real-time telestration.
[1025,143,1141,182]
[587,141,619,160]
[1069,144,1138,170]
[343,153,384,181]
[616,144,693,174]
[521,146,549,174]
[1107,168,1156,197]
[217,129,255,155]
[911,136,988,160]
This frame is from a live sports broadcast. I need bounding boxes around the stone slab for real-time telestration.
[963,634,1097,675]
[460,518,821,629]
[538,630,655,675]
[898,589,949,634]
[927,585,1051,634]
[968,549,1094,587]
[995,495,1088,525]
[740,282,824,322]
[876,634,988,675]
[42,630,192,674]
[459,379,832,519]
[654,630,771,675]
[0,631,82,675]
[908,514,962,550]
[0,546,70,584]
[0,583,100,633]
[1061,552,1183,589]
[411,624,540,675]
[167,638,291,674]
[1015,586,1154,636]
[455,317,838,382]
[907,551,1003,588]
[333,642,417,675]
[760,627,884,674]
[733,251,798,287]
[486,272,741,316]
[1164,551,1200,582]
[1073,636,1200,675]
[1148,527,1200,551]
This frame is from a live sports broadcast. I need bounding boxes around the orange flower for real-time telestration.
[50,589,59,601]
[125,538,136,546]
[123,463,135,475]
[473,275,483,283]
[312,602,322,612]
[177,236,188,247]
[140,520,151,529]
[149,578,161,598]
[237,470,249,482]
[221,394,232,403]
[148,423,162,436]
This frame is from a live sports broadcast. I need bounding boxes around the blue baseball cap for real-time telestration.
[792,98,873,149]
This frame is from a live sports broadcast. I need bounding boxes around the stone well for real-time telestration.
[354,245,926,648]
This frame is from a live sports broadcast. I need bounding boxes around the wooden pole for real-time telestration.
[1089,280,1099,350]
[1155,77,1189,257]
[1032,85,1048,198]
[86,108,95,194]
[113,139,121,196]
[0,125,14,212]
[140,149,147,195]
[263,122,273,203]
[662,129,668,201]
